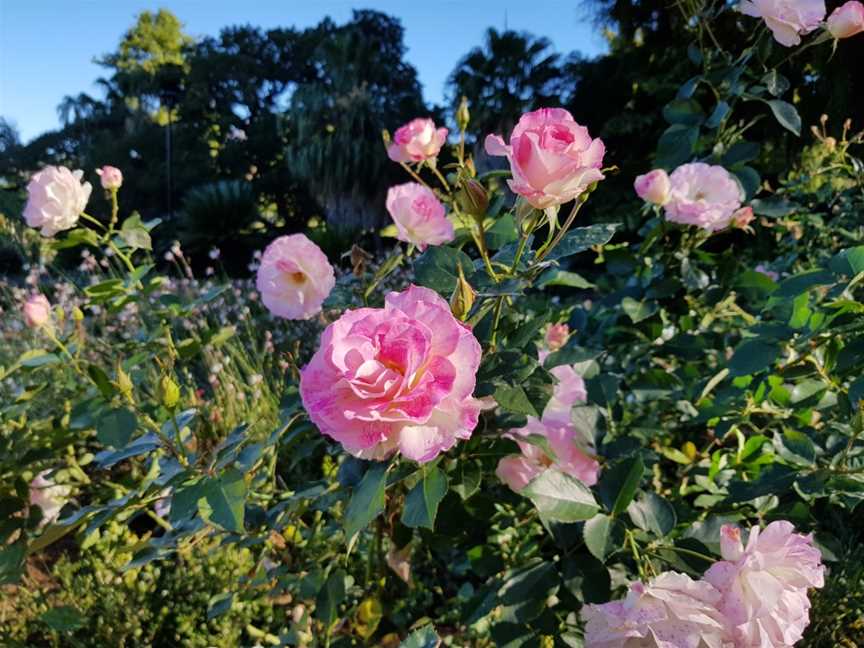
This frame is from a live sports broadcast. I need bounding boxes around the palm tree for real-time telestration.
[447,29,565,140]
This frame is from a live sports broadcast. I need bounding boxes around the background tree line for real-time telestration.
[0,4,861,273]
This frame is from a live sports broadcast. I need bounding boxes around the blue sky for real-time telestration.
[0,1,606,144]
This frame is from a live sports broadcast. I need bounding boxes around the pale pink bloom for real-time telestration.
[545,323,570,351]
[827,0,864,38]
[96,165,123,190]
[299,285,482,463]
[704,522,825,647]
[634,169,671,205]
[739,0,826,46]
[24,166,92,237]
[497,349,597,491]
[485,108,605,209]
[23,294,51,328]
[385,183,455,251]
[664,163,743,232]
[255,234,335,320]
[581,571,728,648]
[755,264,779,281]
[731,206,755,231]
[387,118,448,163]
[29,470,71,528]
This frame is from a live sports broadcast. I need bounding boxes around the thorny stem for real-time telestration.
[535,199,586,263]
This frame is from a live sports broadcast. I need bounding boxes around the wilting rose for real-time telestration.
[496,349,598,491]
[96,165,123,190]
[385,183,455,251]
[485,108,605,209]
[704,522,825,647]
[544,323,570,351]
[634,169,671,205]
[23,294,51,329]
[827,0,864,38]
[300,285,482,462]
[386,545,412,584]
[29,470,71,527]
[739,0,826,46]
[24,166,92,237]
[663,163,743,232]
[387,118,448,163]
[256,234,335,320]
[581,571,728,648]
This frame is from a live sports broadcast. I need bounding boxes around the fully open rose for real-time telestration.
[485,107,605,209]
[300,285,482,462]
[256,234,335,320]
[23,165,92,237]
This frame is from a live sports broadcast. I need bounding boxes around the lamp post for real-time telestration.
[158,64,183,220]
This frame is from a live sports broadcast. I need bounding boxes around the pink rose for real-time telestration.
[497,349,598,491]
[96,165,123,190]
[387,118,448,163]
[485,108,605,209]
[827,0,864,38]
[704,522,825,647]
[739,0,826,46]
[634,169,671,205]
[581,572,728,648]
[255,234,335,320]
[544,323,570,351]
[299,285,482,463]
[385,183,455,251]
[29,470,71,528]
[664,163,743,232]
[23,294,51,328]
[24,166,92,237]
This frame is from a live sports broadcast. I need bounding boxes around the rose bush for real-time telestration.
[2,2,863,646]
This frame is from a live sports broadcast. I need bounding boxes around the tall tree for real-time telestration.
[286,10,426,231]
[447,29,564,139]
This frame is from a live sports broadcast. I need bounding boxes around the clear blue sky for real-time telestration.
[0,1,606,144]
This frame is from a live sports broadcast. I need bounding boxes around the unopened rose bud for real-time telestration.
[96,166,123,190]
[824,136,837,151]
[731,206,755,231]
[514,197,539,232]
[456,178,489,216]
[820,114,829,125]
[634,169,671,205]
[23,294,51,328]
[450,262,476,321]
[72,307,84,321]
[116,365,134,402]
[158,375,180,409]
[456,96,470,132]
[828,2,864,38]
[544,323,570,351]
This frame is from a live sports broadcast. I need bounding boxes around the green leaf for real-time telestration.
[583,514,625,561]
[498,560,559,622]
[451,460,482,500]
[727,464,797,502]
[18,350,60,368]
[750,197,798,217]
[494,384,539,418]
[767,100,801,136]
[120,214,152,250]
[597,455,644,514]
[0,541,25,585]
[414,246,475,295]
[774,270,835,299]
[763,70,790,97]
[775,430,816,465]
[485,213,518,249]
[343,462,388,545]
[705,101,731,129]
[721,141,760,166]
[627,492,677,536]
[95,408,137,448]
[544,224,619,262]
[621,297,657,324]
[733,166,761,200]
[663,98,704,126]
[202,468,246,533]
[207,592,234,620]
[522,469,600,522]
[729,339,781,377]
[656,125,698,168]
[400,625,441,648]
[316,569,348,630]
[402,466,448,530]
[40,606,85,631]
[537,269,594,289]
